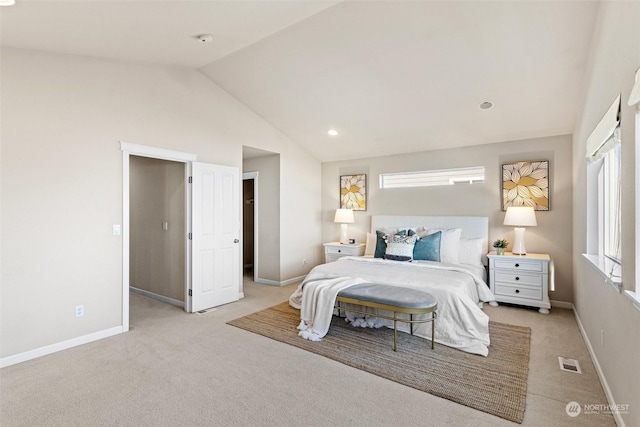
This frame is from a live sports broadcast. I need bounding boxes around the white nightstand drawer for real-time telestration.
[326,246,345,255]
[323,242,365,263]
[494,272,542,287]
[494,284,542,300]
[326,245,359,255]
[493,259,543,272]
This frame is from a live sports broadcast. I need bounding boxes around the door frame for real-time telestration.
[242,171,259,282]
[120,141,197,331]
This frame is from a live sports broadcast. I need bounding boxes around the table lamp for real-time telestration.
[334,208,354,244]
[503,206,537,255]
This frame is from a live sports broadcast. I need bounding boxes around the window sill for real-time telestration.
[582,254,622,292]
[624,291,640,312]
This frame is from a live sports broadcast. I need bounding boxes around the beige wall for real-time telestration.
[0,48,322,360]
[130,156,185,302]
[242,149,323,284]
[572,2,640,426]
[322,135,574,302]
[243,154,281,282]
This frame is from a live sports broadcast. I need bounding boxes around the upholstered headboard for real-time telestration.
[370,215,489,264]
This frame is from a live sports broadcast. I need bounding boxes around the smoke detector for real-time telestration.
[197,34,214,43]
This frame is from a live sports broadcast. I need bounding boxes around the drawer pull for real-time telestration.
[515,289,520,294]
[515,277,520,281]
[338,249,341,253]
[515,263,520,268]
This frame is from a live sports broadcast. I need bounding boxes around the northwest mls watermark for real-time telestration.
[566,401,630,417]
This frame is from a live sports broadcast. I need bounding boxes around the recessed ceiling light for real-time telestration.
[478,101,494,110]
[328,129,339,136]
[0,0,16,6]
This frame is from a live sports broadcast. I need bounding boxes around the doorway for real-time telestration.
[243,172,258,281]
[121,142,242,330]
[129,155,186,308]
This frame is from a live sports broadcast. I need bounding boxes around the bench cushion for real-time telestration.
[338,284,436,309]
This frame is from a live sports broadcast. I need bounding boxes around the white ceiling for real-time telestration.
[1,1,600,162]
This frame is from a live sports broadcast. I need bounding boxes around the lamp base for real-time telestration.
[339,224,349,244]
[512,227,527,255]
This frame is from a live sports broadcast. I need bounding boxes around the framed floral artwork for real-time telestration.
[502,161,549,211]
[340,174,366,210]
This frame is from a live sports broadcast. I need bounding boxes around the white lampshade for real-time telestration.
[504,206,537,255]
[334,208,354,224]
[334,209,354,244]
[503,206,537,227]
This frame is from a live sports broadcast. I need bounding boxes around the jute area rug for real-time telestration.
[228,302,531,424]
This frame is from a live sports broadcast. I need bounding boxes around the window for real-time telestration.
[584,94,622,290]
[597,139,622,264]
[379,166,485,189]
[627,109,640,310]
[627,69,640,310]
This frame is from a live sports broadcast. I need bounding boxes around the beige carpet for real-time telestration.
[228,302,531,424]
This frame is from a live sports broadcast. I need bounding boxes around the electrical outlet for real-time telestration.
[75,305,84,318]
[302,259,307,266]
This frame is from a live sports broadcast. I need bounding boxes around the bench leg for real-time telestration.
[410,314,413,335]
[393,315,397,352]
[431,313,435,350]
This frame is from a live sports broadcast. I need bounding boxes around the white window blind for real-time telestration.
[379,166,485,189]
[587,94,621,160]
[597,143,622,264]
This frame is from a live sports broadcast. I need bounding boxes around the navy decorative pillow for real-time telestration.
[374,229,406,258]
[413,231,441,262]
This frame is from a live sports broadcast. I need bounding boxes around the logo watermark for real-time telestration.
[566,401,630,417]
[566,401,581,417]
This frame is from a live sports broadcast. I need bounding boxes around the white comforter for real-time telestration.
[289,256,496,356]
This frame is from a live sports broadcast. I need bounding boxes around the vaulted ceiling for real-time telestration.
[1,1,600,162]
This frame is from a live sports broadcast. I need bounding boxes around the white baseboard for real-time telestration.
[0,326,123,368]
[255,275,305,287]
[281,275,305,286]
[130,286,184,308]
[550,299,573,309]
[255,278,281,286]
[572,304,626,427]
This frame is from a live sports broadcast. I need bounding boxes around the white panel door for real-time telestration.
[190,162,240,312]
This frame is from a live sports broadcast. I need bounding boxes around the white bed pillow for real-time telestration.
[457,238,485,266]
[364,232,377,256]
[425,228,462,264]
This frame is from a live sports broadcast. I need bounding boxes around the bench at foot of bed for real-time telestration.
[335,284,437,352]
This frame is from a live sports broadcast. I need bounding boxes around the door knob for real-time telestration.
[234,239,239,243]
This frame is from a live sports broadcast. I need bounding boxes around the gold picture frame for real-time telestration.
[502,161,549,211]
[340,174,366,211]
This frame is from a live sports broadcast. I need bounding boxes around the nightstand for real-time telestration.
[323,242,365,263]
[487,252,551,314]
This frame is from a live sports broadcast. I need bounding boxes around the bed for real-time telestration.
[289,215,496,356]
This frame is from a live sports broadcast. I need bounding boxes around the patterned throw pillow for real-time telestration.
[384,234,417,261]
[374,229,406,258]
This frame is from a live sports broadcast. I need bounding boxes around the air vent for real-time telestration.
[558,357,582,373]
[196,307,218,315]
